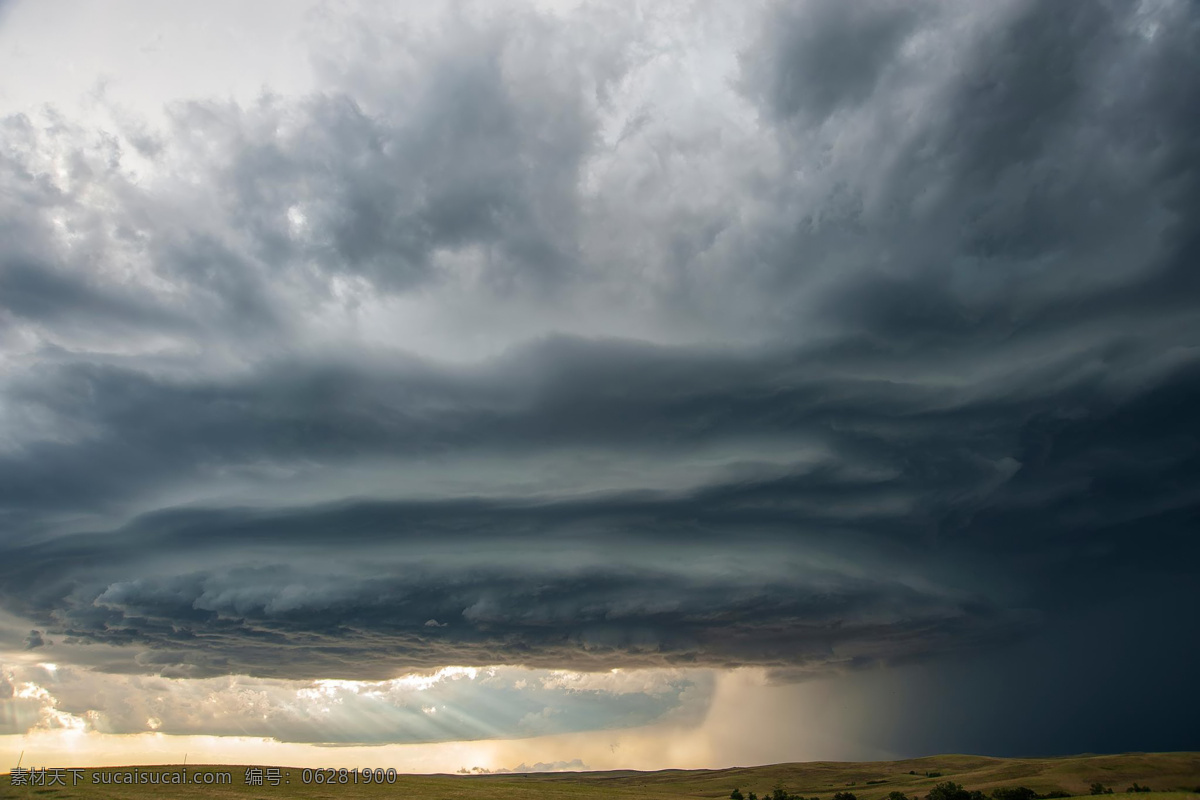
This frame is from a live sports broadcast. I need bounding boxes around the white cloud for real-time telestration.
[0,661,711,743]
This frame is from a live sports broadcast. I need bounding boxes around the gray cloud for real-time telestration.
[741,0,931,124]
[0,0,1197,754]
[12,566,1028,680]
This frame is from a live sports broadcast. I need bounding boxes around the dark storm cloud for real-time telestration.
[0,0,1197,721]
[0,259,186,334]
[733,0,1200,341]
[0,336,1033,515]
[0,508,1030,679]
[169,4,619,294]
[0,8,609,352]
[0,111,278,344]
[741,0,930,124]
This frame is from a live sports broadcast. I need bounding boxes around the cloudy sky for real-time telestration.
[1,0,1198,772]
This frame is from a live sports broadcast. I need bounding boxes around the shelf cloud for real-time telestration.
[0,0,1197,758]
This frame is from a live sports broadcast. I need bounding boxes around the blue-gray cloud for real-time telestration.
[0,0,1196,756]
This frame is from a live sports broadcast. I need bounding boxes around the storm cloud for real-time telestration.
[1,0,1198,753]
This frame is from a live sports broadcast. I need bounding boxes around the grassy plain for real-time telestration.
[2,752,1198,800]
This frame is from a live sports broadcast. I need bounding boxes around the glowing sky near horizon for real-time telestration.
[1,0,1199,772]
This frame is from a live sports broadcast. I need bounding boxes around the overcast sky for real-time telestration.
[1,0,1198,772]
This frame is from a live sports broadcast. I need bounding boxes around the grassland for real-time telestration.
[2,752,1198,800]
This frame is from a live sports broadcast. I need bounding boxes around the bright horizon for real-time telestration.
[0,666,900,772]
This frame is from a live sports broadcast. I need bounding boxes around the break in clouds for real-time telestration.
[1,0,1199,743]
[0,662,710,743]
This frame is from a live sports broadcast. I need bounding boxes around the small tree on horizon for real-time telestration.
[928,780,973,800]
[993,786,1038,800]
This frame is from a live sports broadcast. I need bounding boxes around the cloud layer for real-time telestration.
[0,662,709,744]
[1,0,1199,747]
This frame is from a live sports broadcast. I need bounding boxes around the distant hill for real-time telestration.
[3,752,1199,799]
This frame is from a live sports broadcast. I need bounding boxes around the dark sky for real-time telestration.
[0,0,1198,762]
